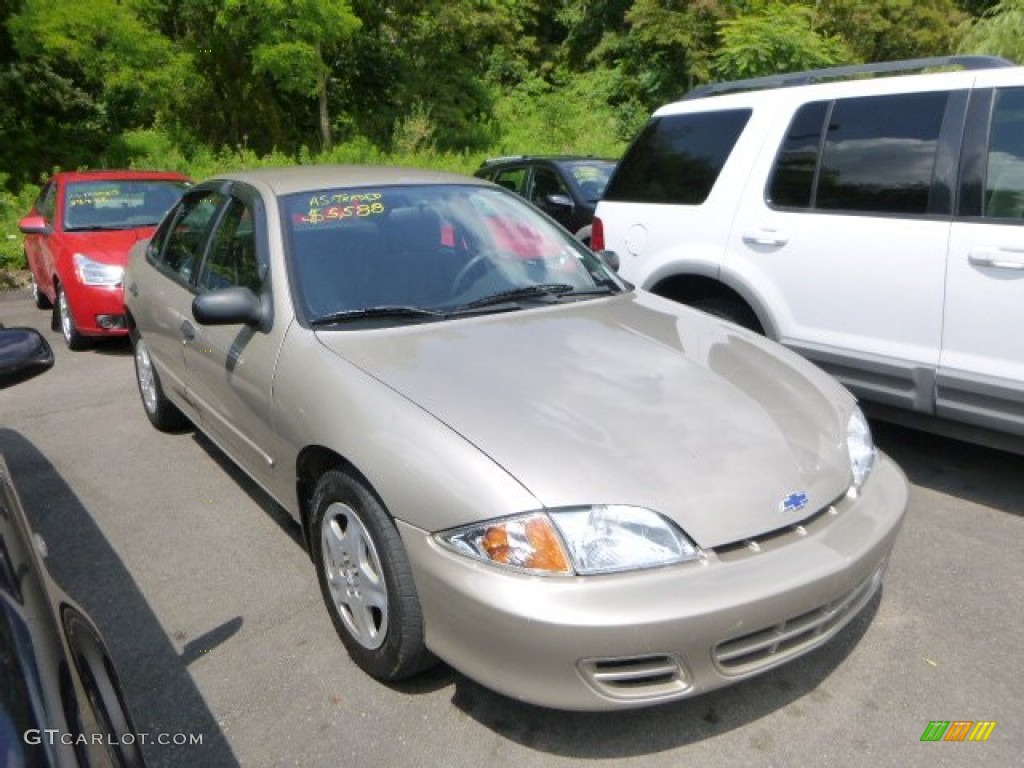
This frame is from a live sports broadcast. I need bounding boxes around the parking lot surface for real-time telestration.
[1,289,1020,767]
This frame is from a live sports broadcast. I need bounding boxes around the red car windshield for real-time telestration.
[63,180,189,231]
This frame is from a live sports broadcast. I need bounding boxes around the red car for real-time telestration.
[19,170,191,349]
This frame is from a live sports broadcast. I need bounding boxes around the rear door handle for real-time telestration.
[969,247,1024,271]
[127,282,139,297]
[180,320,196,341]
[742,230,788,247]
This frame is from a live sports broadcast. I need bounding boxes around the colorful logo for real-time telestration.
[779,491,808,514]
[920,721,997,742]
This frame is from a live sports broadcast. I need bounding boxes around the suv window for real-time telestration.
[774,92,948,215]
[491,167,527,194]
[985,87,1024,221]
[604,110,751,205]
[528,168,569,205]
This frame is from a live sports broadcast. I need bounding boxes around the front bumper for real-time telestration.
[63,280,128,336]
[400,453,908,710]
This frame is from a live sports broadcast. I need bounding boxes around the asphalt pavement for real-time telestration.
[1,288,1021,768]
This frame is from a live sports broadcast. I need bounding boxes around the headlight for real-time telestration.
[437,506,701,575]
[73,253,124,286]
[847,406,876,492]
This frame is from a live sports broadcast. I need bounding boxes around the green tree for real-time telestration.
[959,0,1024,62]
[715,1,851,79]
[220,0,361,151]
[816,0,968,62]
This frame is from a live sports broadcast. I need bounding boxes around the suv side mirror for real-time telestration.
[598,250,620,272]
[0,327,54,388]
[544,193,574,209]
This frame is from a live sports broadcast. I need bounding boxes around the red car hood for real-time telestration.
[63,228,155,264]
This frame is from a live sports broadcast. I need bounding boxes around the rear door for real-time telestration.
[941,79,1024,436]
[726,89,964,414]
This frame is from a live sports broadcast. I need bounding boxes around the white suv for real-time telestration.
[594,55,1024,451]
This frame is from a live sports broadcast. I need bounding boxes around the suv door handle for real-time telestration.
[180,320,196,340]
[742,230,788,247]
[969,247,1024,271]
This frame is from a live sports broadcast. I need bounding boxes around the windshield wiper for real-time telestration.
[453,283,577,312]
[311,305,446,326]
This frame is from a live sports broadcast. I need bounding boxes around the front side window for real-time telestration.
[154,190,225,285]
[198,198,264,293]
[284,185,624,322]
[62,179,189,231]
[815,92,948,215]
[37,183,57,222]
[984,87,1024,221]
[603,109,751,205]
[528,168,569,205]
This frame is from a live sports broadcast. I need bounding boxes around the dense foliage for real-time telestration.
[0,0,1015,267]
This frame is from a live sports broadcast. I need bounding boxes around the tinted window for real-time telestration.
[199,198,264,293]
[816,92,947,214]
[563,161,616,201]
[37,183,57,222]
[528,168,569,204]
[767,101,829,208]
[491,168,527,194]
[154,190,225,285]
[984,87,1024,221]
[604,110,751,205]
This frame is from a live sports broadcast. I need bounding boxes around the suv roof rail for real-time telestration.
[682,55,1016,101]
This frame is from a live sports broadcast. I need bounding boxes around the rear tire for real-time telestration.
[689,297,762,333]
[131,331,189,431]
[30,270,51,309]
[312,469,435,681]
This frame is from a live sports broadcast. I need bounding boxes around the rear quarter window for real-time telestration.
[604,109,751,205]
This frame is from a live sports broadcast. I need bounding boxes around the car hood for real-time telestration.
[64,228,155,264]
[315,293,855,548]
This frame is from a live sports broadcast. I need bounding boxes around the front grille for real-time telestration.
[713,564,884,675]
[578,654,690,701]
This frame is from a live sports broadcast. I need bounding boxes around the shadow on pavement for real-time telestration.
[871,421,1023,518]
[0,428,240,768]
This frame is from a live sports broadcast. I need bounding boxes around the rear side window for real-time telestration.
[604,109,751,205]
[985,87,1024,221]
[768,92,949,215]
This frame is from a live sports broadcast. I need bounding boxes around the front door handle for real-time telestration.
[180,320,196,341]
[127,282,139,297]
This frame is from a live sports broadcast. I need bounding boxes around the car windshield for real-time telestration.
[63,180,189,231]
[563,161,616,201]
[284,184,625,324]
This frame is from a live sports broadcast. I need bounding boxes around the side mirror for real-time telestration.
[597,250,620,272]
[192,286,264,327]
[544,193,574,208]
[18,215,51,236]
[0,327,54,388]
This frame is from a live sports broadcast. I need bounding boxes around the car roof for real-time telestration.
[479,155,616,167]
[213,165,492,197]
[55,169,192,183]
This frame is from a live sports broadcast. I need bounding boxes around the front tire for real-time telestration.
[131,331,189,431]
[55,283,88,350]
[311,470,434,681]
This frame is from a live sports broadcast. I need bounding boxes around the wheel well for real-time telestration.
[648,274,765,334]
[295,446,370,555]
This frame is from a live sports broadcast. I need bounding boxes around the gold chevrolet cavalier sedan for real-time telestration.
[123,166,908,710]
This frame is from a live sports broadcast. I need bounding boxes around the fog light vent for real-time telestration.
[578,654,690,702]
